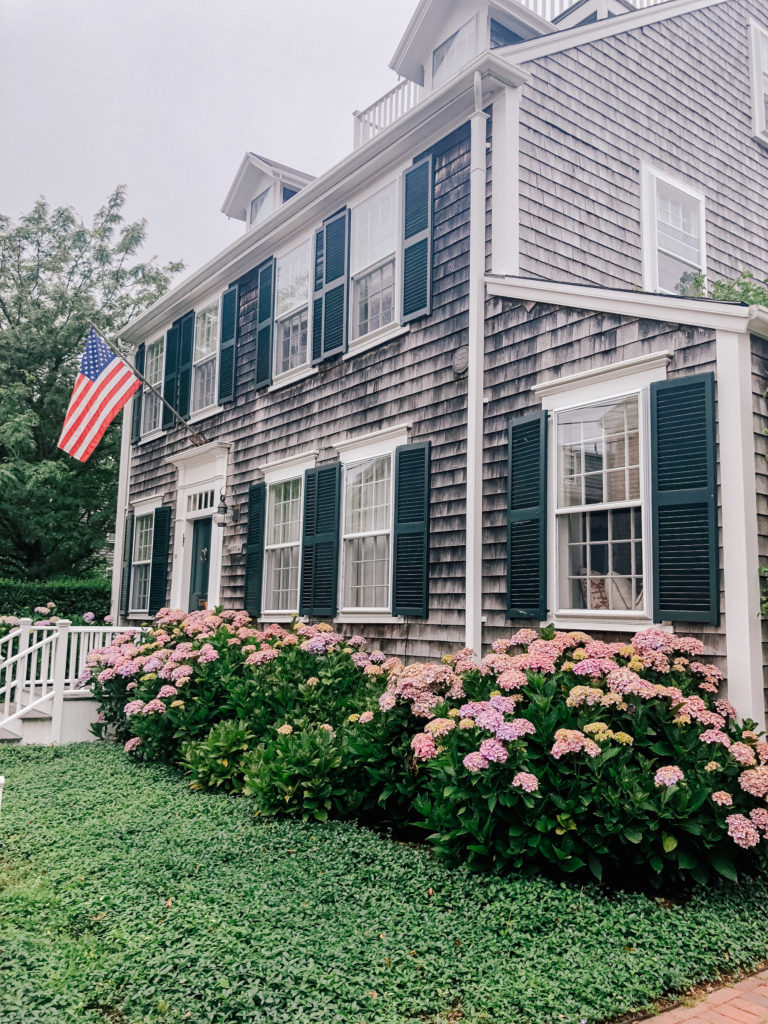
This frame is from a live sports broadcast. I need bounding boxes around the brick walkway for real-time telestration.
[640,970,768,1024]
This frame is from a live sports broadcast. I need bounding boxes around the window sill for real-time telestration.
[188,405,222,426]
[542,616,673,635]
[259,613,298,624]
[335,612,404,625]
[127,612,152,622]
[267,366,317,392]
[343,323,410,360]
[138,429,164,446]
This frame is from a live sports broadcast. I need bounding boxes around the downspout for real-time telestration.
[110,345,134,624]
[465,71,488,655]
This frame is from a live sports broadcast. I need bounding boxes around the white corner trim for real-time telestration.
[333,423,411,464]
[343,323,411,360]
[110,399,133,622]
[496,0,728,64]
[166,440,231,469]
[260,450,319,483]
[533,350,672,401]
[485,275,756,332]
[268,365,317,392]
[715,329,766,729]
[490,85,520,277]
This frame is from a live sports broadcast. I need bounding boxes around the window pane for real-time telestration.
[275,241,310,319]
[558,510,644,612]
[192,356,216,412]
[432,18,474,88]
[142,391,161,434]
[194,302,219,362]
[656,180,701,265]
[351,183,396,275]
[130,564,150,612]
[343,535,390,609]
[353,259,395,338]
[345,456,391,534]
[657,251,701,296]
[250,188,271,227]
[145,338,163,385]
[267,479,301,546]
[557,396,640,508]
[276,307,308,375]
[133,514,154,562]
[264,545,300,611]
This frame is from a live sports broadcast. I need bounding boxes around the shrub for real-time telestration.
[0,575,111,620]
[181,719,256,793]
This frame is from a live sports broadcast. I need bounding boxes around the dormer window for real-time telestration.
[249,188,272,228]
[641,167,706,296]
[750,21,768,145]
[432,18,474,88]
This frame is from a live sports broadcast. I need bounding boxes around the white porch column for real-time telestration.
[715,329,765,728]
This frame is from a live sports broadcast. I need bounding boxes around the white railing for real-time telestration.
[353,78,423,148]
[0,620,129,742]
[520,0,666,20]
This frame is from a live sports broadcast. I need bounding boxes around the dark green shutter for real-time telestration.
[392,441,431,617]
[401,155,433,322]
[148,506,172,616]
[255,259,275,389]
[217,284,238,404]
[651,373,719,624]
[119,510,134,616]
[312,210,349,362]
[244,482,266,617]
[299,464,341,617]
[507,411,547,619]
[162,323,180,430]
[176,310,195,419]
[130,343,145,444]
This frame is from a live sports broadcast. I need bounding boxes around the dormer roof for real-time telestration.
[221,152,315,222]
[390,0,552,85]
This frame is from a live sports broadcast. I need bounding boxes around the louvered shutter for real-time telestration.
[392,442,431,616]
[507,411,548,619]
[130,344,145,444]
[651,373,719,624]
[176,311,195,419]
[255,259,275,389]
[217,284,238,404]
[299,464,341,617]
[401,155,433,322]
[244,483,266,617]
[119,510,135,617]
[162,323,180,430]
[312,210,350,362]
[148,506,172,616]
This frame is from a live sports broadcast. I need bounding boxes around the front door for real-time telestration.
[188,517,212,611]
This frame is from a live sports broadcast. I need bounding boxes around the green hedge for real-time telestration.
[0,576,112,619]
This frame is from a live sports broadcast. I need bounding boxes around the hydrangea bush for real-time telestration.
[86,613,768,888]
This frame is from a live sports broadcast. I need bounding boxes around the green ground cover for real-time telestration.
[1,743,767,1024]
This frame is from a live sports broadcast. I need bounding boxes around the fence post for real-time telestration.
[50,620,71,745]
[16,618,32,710]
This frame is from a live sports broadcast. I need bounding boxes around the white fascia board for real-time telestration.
[495,0,728,63]
[121,53,528,346]
[485,275,756,332]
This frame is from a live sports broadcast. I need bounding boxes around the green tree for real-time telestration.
[0,187,183,579]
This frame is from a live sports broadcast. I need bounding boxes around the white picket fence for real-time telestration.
[0,621,128,743]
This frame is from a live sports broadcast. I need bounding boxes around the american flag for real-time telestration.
[57,327,141,462]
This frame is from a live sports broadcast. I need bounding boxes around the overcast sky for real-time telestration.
[1,0,416,280]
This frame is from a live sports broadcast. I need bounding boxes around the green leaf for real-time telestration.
[710,855,739,883]
[662,833,678,853]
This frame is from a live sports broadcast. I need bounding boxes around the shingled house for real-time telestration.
[113,0,768,727]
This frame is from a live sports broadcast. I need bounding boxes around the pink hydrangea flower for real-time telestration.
[358,711,374,724]
[512,772,539,793]
[463,751,489,772]
[711,791,733,807]
[83,612,95,624]
[738,766,768,798]
[351,652,370,668]
[478,738,508,763]
[510,628,539,647]
[699,729,731,748]
[715,699,738,720]
[573,657,616,678]
[142,699,166,715]
[157,685,178,699]
[654,765,684,788]
[730,743,757,766]
[245,648,280,666]
[496,668,528,691]
[726,813,760,849]
[749,808,768,833]
[379,691,396,712]
[496,718,535,742]
[424,717,455,738]
[123,700,145,716]
[347,635,366,649]
[607,668,657,700]
[411,732,438,761]
[124,737,142,753]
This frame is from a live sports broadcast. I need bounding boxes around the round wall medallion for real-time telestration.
[453,346,469,376]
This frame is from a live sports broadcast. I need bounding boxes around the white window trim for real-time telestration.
[540,356,669,631]
[348,177,403,349]
[333,423,410,465]
[339,453,395,616]
[273,239,312,380]
[750,20,768,146]
[190,292,222,418]
[262,476,304,619]
[128,496,160,616]
[140,336,166,440]
[641,164,706,294]
[344,323,411,360]
[268,364,318,392]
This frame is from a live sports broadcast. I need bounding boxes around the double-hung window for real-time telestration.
[250,187,271,228]
[263,478,302,612]
[350,183,397,340]
[192,299,219,414]
[555,394,645,616]
[750,21,768,144]
[130,513,154,613]
[642,167,706,295]
[141,338,164,435]
[274,241,311,377]
[432,18,475,88]
[341,454,392,611]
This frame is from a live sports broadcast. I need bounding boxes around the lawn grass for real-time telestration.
[1,744,767,1024]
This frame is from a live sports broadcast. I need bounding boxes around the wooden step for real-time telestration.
[0,722,22,742]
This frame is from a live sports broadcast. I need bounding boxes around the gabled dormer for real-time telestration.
[390,0,552,92]
[553,0,636,30]
[221,153,315,233]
